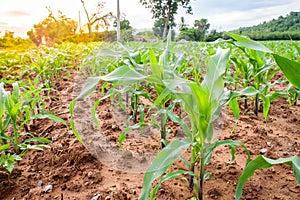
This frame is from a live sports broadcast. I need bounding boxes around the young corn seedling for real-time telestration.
[0,82,65,174]
[224,33,300,200]
[72,36,185,148]
[227,33,286,120]
[139,47,251,200]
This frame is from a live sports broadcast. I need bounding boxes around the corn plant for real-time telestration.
[139,47,252,200]
[72,36,188,148]
[0,82,65,174]
[139,37,300,200]
[225,33,284,120]
[224,33,300,199]
[225,33,299,121]
[68,35,300,199]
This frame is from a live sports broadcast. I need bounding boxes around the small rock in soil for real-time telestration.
[259,148,267,154]
[91,194,100,200]
[44,185,53,193]
[267,142,272,147]
[38,180,43,187]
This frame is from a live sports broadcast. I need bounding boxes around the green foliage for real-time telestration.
[0,82,65,174]
[113,19,133,30]
[65,37,300,200]
[177,18,210,42]
[112,18,134,42]
[140,47,251,200]
[140,0,192,38]
[27,9,77,46]
[152,18,176,39]
[236,155,300,200]
[273,54,300,89]
[63,31,117,43]
[205,29,224,42]
[139,138,192,200]
[0,31,34,49]
[226,33,279,119]
[177,27,200,41]
[0,43,84,174]
[231,11,300,40]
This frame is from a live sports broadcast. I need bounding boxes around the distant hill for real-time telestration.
[231,11,300,40]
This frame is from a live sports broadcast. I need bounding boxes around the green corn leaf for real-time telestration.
[29,113,65,124]
[69,100,75,116]
[23,137,51,144]
[75,76,102,100]
[226,33,273,53]
[153,88,171,106]
[166,110,192,138]
[202,47,230,101]
[229,97,240,122]
[150,170,195,200]
[92,99,102,129]
[0,153,22,173]
[273,54,300,89]
[293,43,300,55]
[97,48,125,58]
[205,140,250,167]
[101,65,147,84]
[12,82,20,102]
[139,138,192,200]
[0,144,10,152]
[76,66,148,100]
[149,48,158,64]
[261,95,270,120]
[139,104,145,123]
[70,120,83,143]
[236,155,300,200]
[235,86,260,96]
[118,127,130,150]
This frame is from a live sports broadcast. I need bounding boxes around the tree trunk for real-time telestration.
[81,0,92,37]
[117,0,121,42]
[162,3,171,38]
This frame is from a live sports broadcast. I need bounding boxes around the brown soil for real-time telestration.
[0,69,299,200]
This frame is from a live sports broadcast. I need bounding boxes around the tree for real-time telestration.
[0,31,34,49]
[177,18,210,41]
[80,0,113,37]
[113,18,133,42]
[194,18,210,41]
[27,8,77,46]
[177,28,200,41]
[113,18,132,30]
[179,16,188,31]
[205,29,223,42]
[140,0,192,38]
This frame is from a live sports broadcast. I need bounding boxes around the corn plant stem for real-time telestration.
[133,94,138,123]
[160,112,167,148]
[0,132,7,144]
[294,93,298,106]
[198,156,205,200]
[125,92,129,107]
[254,93,259,116]
[188,148,197,190]
[13,123,19,154]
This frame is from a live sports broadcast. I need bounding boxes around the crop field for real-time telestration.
[0,36,299,200]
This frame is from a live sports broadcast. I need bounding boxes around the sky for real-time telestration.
[0,0,299,38]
